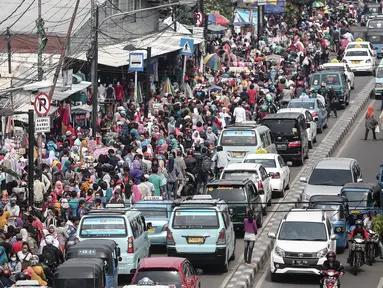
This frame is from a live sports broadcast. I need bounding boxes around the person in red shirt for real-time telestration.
[12,234,23,253]
[248,84,257,109]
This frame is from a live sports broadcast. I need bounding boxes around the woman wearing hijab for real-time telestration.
[206,127,218,145]
[365,105,378,141]
[168,117,176,135]
[167,154,179,200]
[130,160,144,184]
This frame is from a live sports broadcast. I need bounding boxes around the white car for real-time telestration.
[267,209,338,282]
[220,163,272,215]
[322,63,355,89]
[343,48,376,75]
[345,41,377,58]
[242,153,290,198]
[277,108,317,149]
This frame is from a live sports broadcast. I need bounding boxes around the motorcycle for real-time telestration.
[181,172,197,196]
[320,270,342,288]
[367,230,380,266]
[350,237,366,275]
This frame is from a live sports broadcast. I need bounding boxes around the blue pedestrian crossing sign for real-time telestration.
[180,38,194,56]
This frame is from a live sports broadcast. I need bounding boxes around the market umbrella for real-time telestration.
[160,76,175,96]
[312,1,324,8]
[203,54,222,71]
[208,12,230,26]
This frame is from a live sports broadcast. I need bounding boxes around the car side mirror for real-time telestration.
[130,269,137,274]
[306,122,311,128]
[357,178,363,183]
[229,208,233,215]
[267,232,276,239]
[196,268,203,275]
[314,118,319,122]
[377,174,379,180]
[300,177,307,183]
[331,234,338,240]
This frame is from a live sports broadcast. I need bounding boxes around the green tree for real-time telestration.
[204,0,234,20]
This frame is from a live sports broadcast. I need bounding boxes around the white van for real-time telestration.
[77,205,151,275]
[218,122,277,163]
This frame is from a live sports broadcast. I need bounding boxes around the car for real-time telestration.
[77,204,151,275]
[278,108,317,148]
[167,195,236,272]
[300,157,363,202]
[287,99,328,133]
[366,30,383,58]
[267,209,338,281]
[345,41,378,59]
[322,62,355,89]
[207,178,263,230]
[132,196,174,246]
[375,64,383,99]
[218,122,277,163]
[130,257,202,288]
[343,48,377,75]
[363,5,383,26]
[309,71,351,108]
[243,153,291,198]
[220,163,272,214]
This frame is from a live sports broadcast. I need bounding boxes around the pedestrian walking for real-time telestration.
[244,210,258,264]
[365,105,378,141]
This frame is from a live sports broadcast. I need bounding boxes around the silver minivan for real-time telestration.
[218,122,277,163]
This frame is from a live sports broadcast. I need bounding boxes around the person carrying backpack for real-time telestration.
[196,147,212,194]
[41,236,63,272]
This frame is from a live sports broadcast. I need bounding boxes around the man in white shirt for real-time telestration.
[138,175,151,198]
[143,174,155,196]
[233,101,247,123]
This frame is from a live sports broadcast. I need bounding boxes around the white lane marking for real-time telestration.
[335,100,376,157]
[254,265,269,288]
[377,277,383,288]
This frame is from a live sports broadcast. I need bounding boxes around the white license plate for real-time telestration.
[293,260,309,266]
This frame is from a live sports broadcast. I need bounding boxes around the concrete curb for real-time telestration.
[224,78,375,288]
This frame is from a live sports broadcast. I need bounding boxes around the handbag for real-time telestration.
[244,231,256,241]
[375,125,380,133]
[21,253,30,270]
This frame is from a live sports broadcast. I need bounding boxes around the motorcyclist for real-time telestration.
[318,82,328,99]
[309,87,318,98]
[184,149,197,175]
[265,94,277,114]
[363,212,383,260]
[320,251,344,288]
[348,219,370,264]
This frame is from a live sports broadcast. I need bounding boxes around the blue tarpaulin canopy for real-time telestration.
[233,8,258,26]
[252,0,285,14]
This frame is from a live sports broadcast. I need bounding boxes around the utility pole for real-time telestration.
[48,0,80,100]
[144,47,151,118]
[27,110,34,206]
[90,0,99,138]
[37,0,43,81]
[6,28,11,75]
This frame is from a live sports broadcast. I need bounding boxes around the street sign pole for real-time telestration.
[182,56,187,85]
[129,52,145,108]
[179,38,194,86]
[27,110,34,206]
[134,70,138,105]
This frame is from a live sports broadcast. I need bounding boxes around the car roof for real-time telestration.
[290,98,315,102]
[322,63,346,67]
[138,257,185,269]
[342,182,380,191]
[347,41,370,45]
[224,163,261,170]
[245,153,278,160]
[263,112,304,120]
[314,157,355,170]
[285,209,325,222]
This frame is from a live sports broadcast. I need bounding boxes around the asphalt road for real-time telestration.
[117,74,374,288]
[252,86,383,288]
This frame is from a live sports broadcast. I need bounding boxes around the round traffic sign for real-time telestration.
[34,92,51,117]
[194,11,203,27]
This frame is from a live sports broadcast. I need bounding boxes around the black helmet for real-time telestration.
[355,219,363,229]
[326,251,336,263]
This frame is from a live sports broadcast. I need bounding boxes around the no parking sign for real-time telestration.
[34,92,51,116]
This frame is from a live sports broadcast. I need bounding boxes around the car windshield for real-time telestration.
[172,209,219,229]
[263,119,299,135]
[207,186,247,202]
[368,35,383,44]
[134,207,168,219]
[79,217,127,237]
[312,204,343,221]
[345,50,368,57]
[287,101,315,109]
[220,130,257,146]
[308,169,352,186]
[278,222,327,241]
[133,269,183,286]
[323,66,345,72]
[342,191,374,208]
[377,67,383,78]
[347,44,368,49]
[222,171,259,179]
[243,158,277,168]
[368,20,383,28]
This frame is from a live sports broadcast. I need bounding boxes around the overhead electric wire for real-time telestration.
[0,0,28,27]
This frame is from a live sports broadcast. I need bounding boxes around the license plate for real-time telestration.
[148,228,154,233]
[232,152,245,157]
[276,144,287,150]
[187,237,204,244]
[350,210,360,214]
[352,61,360,64]
[292,260,309,266]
